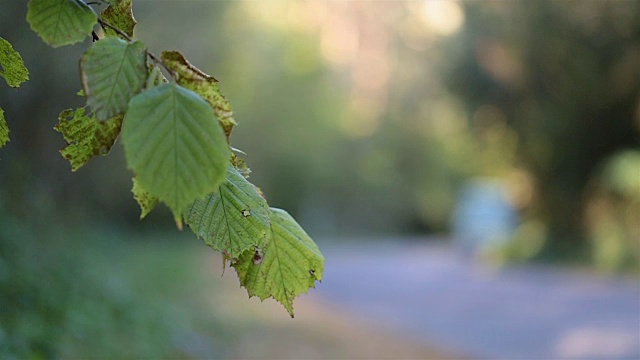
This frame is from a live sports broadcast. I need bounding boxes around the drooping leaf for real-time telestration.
[27,0,97,47]
[0,37,29,88]
[81,37,147,121]
[160,51,237,138]
[0,107,9,149]
[233,208,324,317]
[101,0,136,39]
[132,176,158,219]
[54,107,123,171]
[121,83,230,226]
[184,166,271,258]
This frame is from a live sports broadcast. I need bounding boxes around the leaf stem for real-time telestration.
[98,19,132,41]
[97,19,176,81]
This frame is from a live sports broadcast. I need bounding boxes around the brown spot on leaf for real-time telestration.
[253,248,263,265]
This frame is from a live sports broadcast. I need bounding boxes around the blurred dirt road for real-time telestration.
[314,240,640,359]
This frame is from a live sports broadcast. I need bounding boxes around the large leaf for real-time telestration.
[27,0,97,47]
[101,0,136,39]
[121,83,230,225]
[54,107,123,171]
[0,37,29,88]
[233,208,324,317]
[161,51,237,138]
[0,107,8,149]
[81,37,147,121]
[184,166,271,258]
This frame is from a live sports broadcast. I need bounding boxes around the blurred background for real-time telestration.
[1,0,639,358]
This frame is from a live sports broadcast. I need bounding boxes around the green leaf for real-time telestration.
[54,107,123,171]
[233,208,324,317]
[145,65,167,89]
[184,166,271,258]
[27,0,97,47]
[132,177,158,219]
[0,37,29,88]
[101,0,136,39]
[81,37,147,121]
[160,51,237,138]
[0,107,9,149]
[121,83,230,225]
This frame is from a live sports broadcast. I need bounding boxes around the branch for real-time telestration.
[97,19,176,80]
[98,19,132,42]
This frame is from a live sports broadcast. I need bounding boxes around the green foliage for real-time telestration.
[131,176,158,219]
[184,166,271,258]
[0,37,29,151]
[0,37,29,88]
[0,107,8,148]
[121,83,230,226]
[101,0,136,39]
[161,51,237,138]
[26,0,97,47]
[81,37,147,121]
[4,0,325,317]
[54,107,123,171]
[233,208,324,317]
[0,207,229,359]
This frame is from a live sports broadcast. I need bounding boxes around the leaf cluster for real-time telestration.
[0,37,30,150]
[2,0,325,316]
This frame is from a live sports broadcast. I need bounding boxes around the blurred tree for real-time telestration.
[445,1,640,258]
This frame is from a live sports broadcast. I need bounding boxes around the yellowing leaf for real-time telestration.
[145,65,166,89]
[184,166,271,258]
[101,0,136,39]
[233,208,324,317]
[160,51,236,138]
[54,107,123,171]
[0,37,29,88]
[132,177,158,219]
[121,83,230,224]
[0,107,9,149]
[81,37,147,121]
[27,0,97,47]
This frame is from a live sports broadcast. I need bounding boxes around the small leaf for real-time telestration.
[81,37,147,121]
[101,0,136,39]
[184,166,271,258]
[233,208,324,317]
[145,65,167,89]
[160,51,237,138]
[0,37,29,88]
[231,153,251,178]
[27,0,97,47]
[132,176,158,219]
[121,83,230,223]
[0,107,9,149]
[54,107,123,171]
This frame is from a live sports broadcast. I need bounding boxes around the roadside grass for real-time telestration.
[1,218,450,358]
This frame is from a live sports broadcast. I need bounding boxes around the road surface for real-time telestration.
[314,240,640,359]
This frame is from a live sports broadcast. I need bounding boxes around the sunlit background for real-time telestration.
[1,1,639,358]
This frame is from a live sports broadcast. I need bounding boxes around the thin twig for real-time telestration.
[147,51,176,80]
[98,19,176,81]
[98,19,132,42]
